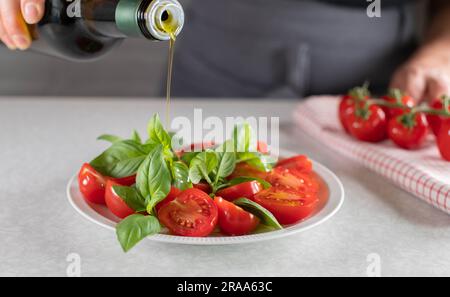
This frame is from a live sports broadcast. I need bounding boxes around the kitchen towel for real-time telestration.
[294,96,450,215]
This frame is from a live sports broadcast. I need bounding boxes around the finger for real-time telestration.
[424,70,450,102]
[390,66,427,101]
[0,15,16,49]
[0,0,31,50]
[21,0,44,24]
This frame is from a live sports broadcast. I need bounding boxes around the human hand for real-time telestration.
[0,0,45,50]
[390,39,450,102]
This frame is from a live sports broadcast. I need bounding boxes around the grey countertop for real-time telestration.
[0,97,449,277]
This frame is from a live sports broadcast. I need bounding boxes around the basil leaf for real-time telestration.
[171,161,192,191]
[90,140,149,178]
[116,214,161,252]
[188,151,218,184]
[147,114,171,149]
[131,130,142,144]
[237,152,275,172]
[233,123,257,153]
[214,152,236,183]
[228,176,271,189]
[97,134,122,144]
[234,198,282,230]
[112,185,146,212]
[136,145,171,212]
[181,152,199,165]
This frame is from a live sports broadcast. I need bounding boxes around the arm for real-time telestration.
[0,0,44,50]
[390,0,450,101]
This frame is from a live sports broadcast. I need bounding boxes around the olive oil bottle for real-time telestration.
[30,0,184,61]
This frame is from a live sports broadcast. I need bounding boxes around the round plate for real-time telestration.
[67,150,344,245]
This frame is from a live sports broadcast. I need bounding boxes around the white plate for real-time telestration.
[67,150,344,245]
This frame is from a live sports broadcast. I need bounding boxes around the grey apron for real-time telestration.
[171,0,422,98]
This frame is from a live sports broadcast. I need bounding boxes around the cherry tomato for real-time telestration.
[346,104,388,143]
[109,175,136,186]
[437,120,450,161]
[265,167,319,197]
[105,180,135,219]
[193,182,212,194]
[228,163,268,180]
[388,112,429,150]
[254,187,318,225]
[427,98,450,136]
[155,187,182,213]
[339,95,356,133]
[158,188,218,237]
[78,163,107,205]
[276,155,313,173]
[216,181,263,202]
[214,197,260,236]
[381,92,415,119]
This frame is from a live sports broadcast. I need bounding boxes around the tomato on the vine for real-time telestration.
[78,163,107,205]
[339,85,370,133]
[346,104,388,143]
[388,112,429,150]
[437,120,450,161]
[158,188,218,237]
[427,98,450,136]
[381,89,415,119]
[214,197,260,236]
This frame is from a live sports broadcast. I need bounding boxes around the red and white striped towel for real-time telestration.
[294,96,450,215]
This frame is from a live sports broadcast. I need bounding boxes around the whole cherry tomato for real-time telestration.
[388,112,429,150]
[346,104,388,143]
[427,97,450,136]
[437,120,450,161]
[339,85,370,133]
[381,89,415,119]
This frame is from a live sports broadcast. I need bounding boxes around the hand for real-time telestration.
[390,39,450,102]
[0,0,45,50]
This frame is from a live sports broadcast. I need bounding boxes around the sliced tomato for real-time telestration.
[109,175,136,186]
[276,155,313,173]
[214,197,260,236]
[105,180,135,219]
[78,163,107,205]
[254,187,318,225]
[228,163,268,180]
[265,167,319,197]
[158,188,218,237]
[193,182,212,194]
[216,181,263,201]
[155,187,182,213]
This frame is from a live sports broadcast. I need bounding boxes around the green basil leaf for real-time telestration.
[214,152,236,183]
[232,123,257,153]
[237,152,275,172]
[90,140,149,178]
[181,152,199,165]
[97,134,122,144]
[188,151,218,184]
[131,130,142,144]
[116,214,161,252]
[171,161,192,191]
[228,176,271,189]
[147,114,171,149]
[136,145,171,212]
[234,198,283,230]
[112,185,146,212]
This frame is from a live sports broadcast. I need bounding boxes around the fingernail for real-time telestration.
[12,35,30,50]
[24,3,40,21]
[3,37,17,50]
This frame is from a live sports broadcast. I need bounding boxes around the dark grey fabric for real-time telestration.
[171,0,422,98]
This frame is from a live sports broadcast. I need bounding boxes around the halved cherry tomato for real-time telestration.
[216,181,263,202]
[388,112,429,150]
[254,187,318,225]
[158,188,218,237]
[381,91,415,119]
[155,187,182,213]
[228,163,268,180]
[276,155,313,173]
[339,95,356,133]
[193,182,212,194]
[257,141,269,154]
[109,175,136,186]
[427,98,450,136]
[214,197,260,236]
[265,167,319,197]
[105,180,135,219]
[437,120,450,161]
[78,163,107,205]
[346,104,388,143]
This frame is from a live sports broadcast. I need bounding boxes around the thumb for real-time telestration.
[390,65,427,102]
[21,0,45,24]
[424,71,449,102]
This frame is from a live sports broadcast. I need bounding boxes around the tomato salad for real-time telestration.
[78,115,322,252]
